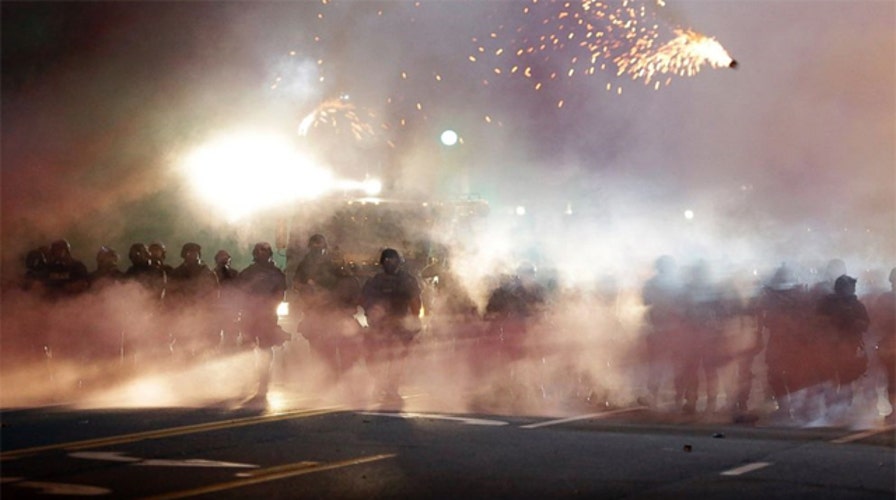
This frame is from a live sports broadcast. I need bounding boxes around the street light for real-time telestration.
[440,129,459,147]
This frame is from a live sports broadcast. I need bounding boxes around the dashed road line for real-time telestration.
[829,423,896,444]
[359,411,509,426]
[1,407,342,461]
[720,461,772,476]
[140,454,396,500]
[520,407,648,429]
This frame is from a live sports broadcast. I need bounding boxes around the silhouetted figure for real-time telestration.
[485,262,547,363]
[148,241,175,276]
[168,243,219,357]
[239,242,289,405]
[816,274,870,421]
[871,268,896,422]
[43,239,90,299]
[22,246,48,292]
[360,248,422,404]
[678,260,729,414]
[124,242,168,361]
[124,243,166,300]
[641,255,685,409]
[757,264,813,420]
[213,250,241,351]
[293,234,362,382]
[89,246,125,289]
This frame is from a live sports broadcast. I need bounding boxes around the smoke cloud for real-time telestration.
[1,1,893,426]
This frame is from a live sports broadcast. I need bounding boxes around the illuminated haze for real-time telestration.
[1,1,894,420]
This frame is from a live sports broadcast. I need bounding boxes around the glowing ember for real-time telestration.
[615,28,736,85]
[473,0,736,91]
[297,96,378,143]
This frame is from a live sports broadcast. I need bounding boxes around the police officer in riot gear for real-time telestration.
[168,243,220,357]
[816,274,871,420]
[360,248,422,404]
[293,234,362,382]
[90,246,125,289]
[238,242,290,405]
[43,239,90,299]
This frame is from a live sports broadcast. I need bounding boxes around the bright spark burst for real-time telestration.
[472,0,735,94]
[615,28,735,87]
[297,96,379,143]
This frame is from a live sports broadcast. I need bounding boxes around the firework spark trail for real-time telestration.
[472,0,735,95]
[297,96,379,143]
[278,0,435,146]
[615,28,736,88]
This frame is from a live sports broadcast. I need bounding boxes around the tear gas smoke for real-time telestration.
[2,1,894,428]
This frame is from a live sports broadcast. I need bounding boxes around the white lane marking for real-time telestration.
[16,480,111,496]
[359,411,508,426]
[830,423,896,444]
[69,451,140,462]
[720,462,772,476]
[520,407,648,429]
[70,451,258,468]
[144,454,396,500]
[136,458,259,468]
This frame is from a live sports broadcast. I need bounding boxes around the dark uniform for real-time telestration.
[212,250,241,351]
[678,261,730,414]
[360,248,422,403]
[89,246,125,289]
[239,242,289,403]
[40,240,91,365]
[168,243,220,357]
[816,274,870,415]
[124,243,167,300]
[871,268,896,422]
[757,266,814,419]
[641,255,685,409]
[43,239,90,299]
[294,234,362,381]
[124,243,168,361]
[87,246,127,363]
[484,263,547,363]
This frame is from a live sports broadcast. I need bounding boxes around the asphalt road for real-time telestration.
[2,396,894,499]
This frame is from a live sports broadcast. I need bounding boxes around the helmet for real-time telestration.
[308,234,328,248]
[252,242,274,263]
[768,264,797,290]
[49,239,72,260]
[25,248,47,270]
[834,274,857,296]
[824,259,847,280]
[180,242,202,259]
[96,246,120,266]
[129,243,150,265]
[214,250,231,266]
[379,248,401,265]
[148,242,167,259]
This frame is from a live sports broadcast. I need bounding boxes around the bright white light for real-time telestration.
[181,131,333,221]
[335,177,383,196]
[515,205,527,216]
[440,129,459,146]
[277,301,289,318]
[362,178,382,196]
[684,209,695,220]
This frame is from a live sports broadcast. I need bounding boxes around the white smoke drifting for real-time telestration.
[1,1,893,427]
